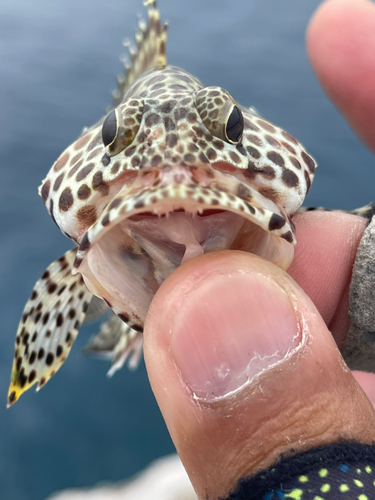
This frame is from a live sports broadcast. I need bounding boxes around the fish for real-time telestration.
[7,0,331,406]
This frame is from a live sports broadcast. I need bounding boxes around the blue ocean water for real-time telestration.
[0,0,373,498]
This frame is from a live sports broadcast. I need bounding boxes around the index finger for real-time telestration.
[288,211,366,347]
[307,0,375,154]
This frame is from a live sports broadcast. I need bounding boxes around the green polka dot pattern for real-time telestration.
[268,463,375,499]
[223,443,375,500]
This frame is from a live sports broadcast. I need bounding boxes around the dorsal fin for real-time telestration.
[112,0,168,106]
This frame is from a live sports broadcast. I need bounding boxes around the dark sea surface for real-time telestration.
[0,0,374,498]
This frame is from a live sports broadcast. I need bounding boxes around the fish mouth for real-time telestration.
[73,167,295,330]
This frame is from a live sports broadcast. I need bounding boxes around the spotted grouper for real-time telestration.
[7,1,373,406]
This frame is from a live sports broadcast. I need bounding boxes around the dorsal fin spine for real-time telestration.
[113,0,168,106]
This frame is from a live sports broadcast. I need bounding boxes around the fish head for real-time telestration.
[39,67,316,331]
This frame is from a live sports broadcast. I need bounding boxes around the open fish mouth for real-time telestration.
[73,165,295,331]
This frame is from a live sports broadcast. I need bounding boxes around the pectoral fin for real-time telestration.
[8,249,93,407]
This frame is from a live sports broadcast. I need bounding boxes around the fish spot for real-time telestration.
[68,309,76,319]
[48,282,57,294]
[259,187,280,204]
[281,231,294,243]
[101,214,110,226]
[265,135,280,148]
[56,345,63,357]
[101,154,111,167]
[19,370,27,388]
[145,113,160,127]
[164,117,175,131]
[237,184,252,201]
[282,168,299,188]
[118,313,129,323]
[159,100,177,113]
[76,205,97,226]
[111,161,120,174]
[131,156,141,168]
[302,151,316,173]
[282,142,296,154]
[244,119,260,132]
[246,146,260,159]
[212,139,224,150]
[244,202,256,214]
[53,153,69,172]
[41,181,51,202]
[16,357,22,371]
[38,348,45,360]
[125,147,136,157]
[206,148,217,160]
[246,134,262,146]
[151,155,162,166]
[29,351,37,364]
[281,130,298,145]
[79,234,91,252]
[269,213,286,231]
[70,152,83,167]
[74,133,91,150]
[59,188,74,212]
[166,133,178,148]
[198,152,209,163]
[229,151,241,163]
[87,148,102,161]
[183,153,195,164]
[290,157,301,170]
[92,171,109,196]
[56,313,64,327]
[28,370,36,383]
[77,184,91,200]
[68,161,83,178]
[304,170,311,192]
[257,120,276,133]
[109,197,122,210]
[174,108,187,121]
[76,164,95,182]
[53,173,65,191]
[46,353,54,366]
[267,151,285,167]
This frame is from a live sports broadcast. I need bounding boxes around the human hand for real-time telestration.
[143,0,375,498]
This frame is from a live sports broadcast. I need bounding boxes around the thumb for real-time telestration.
[143,251,375,500]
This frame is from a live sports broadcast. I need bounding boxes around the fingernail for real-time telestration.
[170,271,301,401]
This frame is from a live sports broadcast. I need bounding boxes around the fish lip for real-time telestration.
[72,180,296,274]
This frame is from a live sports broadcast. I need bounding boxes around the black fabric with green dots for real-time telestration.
[223,442,375,500]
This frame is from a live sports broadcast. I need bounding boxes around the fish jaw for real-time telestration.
[72,164,295,331]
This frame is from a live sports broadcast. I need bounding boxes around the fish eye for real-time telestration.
[101,99,143,157]
[195,86,243,145]
[225,105,244,145]
[102,110,118,149]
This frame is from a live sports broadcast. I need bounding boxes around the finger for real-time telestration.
[144,251,375,499]
[306,0,375,154]
[289,211,366,347]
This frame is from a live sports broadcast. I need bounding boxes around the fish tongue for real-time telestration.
[126,210,246,270]
[155,212,204,265]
